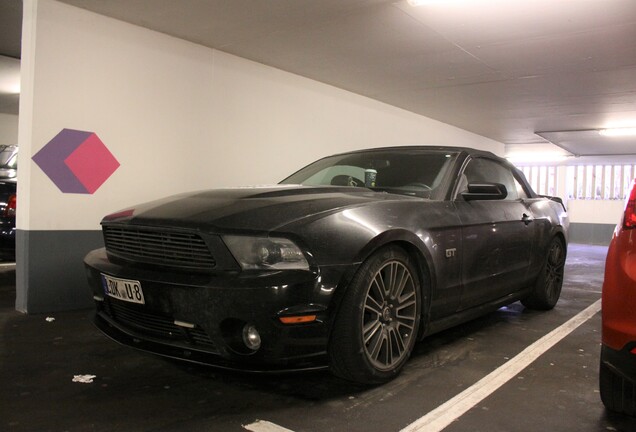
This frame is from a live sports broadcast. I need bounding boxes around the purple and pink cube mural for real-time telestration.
[32,128,120,194]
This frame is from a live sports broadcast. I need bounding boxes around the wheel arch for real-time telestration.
[327,229,435,339]
[554,229,567,248]
[548,227,568,258]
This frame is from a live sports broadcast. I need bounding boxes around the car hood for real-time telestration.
[102,185,417,233]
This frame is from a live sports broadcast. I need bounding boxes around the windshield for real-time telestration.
[281,149,458,198]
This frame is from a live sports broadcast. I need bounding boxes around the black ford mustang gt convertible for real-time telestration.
[85,146,568,384]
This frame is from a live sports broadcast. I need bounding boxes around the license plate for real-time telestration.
[101,274,145,305]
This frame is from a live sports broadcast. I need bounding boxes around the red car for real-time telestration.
[601,179,636,416]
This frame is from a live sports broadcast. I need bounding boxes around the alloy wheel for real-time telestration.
[362,260,417,370]
[545,240,565,301]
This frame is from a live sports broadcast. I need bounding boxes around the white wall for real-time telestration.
[509,149,626,227]
[553,166,623,226]
[19,0,504,232]
[567,199,624,225]
[0,113,18,144]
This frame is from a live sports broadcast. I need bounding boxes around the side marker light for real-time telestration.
[279,315,317,324]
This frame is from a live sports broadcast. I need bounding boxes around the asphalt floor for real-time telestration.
[1,244,636,431]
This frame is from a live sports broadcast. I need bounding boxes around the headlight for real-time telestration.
[223,235,310,270]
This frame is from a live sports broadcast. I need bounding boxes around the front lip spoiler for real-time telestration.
[93,312,329,374]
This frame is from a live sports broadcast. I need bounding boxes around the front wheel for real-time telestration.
[329,246,421,384]
[522,236,566,310]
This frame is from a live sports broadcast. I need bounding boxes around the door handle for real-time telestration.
[522,213,533,225]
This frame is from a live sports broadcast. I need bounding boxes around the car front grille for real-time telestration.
[103,225,216,270]
[105,299,218,352]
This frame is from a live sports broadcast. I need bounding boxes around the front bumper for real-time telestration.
[85,248,352,371]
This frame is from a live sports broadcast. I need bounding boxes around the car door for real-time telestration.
[454,157,536,309]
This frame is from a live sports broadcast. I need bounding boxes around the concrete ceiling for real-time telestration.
[3,0,636,159]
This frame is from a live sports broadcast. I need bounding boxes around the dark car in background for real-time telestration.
[85,146,568,384]
[600,179,636,416]
[0,145,17,261]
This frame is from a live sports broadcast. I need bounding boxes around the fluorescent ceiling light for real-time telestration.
[598,128,636,137]
[407,0,465,5]
[0,81,20,94]
[506,152,568,164]
[0,56,20,95]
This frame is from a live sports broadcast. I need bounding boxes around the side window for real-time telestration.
[459,158,519,200]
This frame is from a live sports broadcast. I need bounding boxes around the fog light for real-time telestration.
[242,324,261,351]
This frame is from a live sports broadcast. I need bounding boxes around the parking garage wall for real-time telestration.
[566,200,623,245]
[16,0,504,313]
[518,162,628,246]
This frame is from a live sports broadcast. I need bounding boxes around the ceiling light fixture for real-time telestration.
[0,81,20,95]
[407,0,463,6]
[0,55,21,94]
[506,152,569,165]
[0,75,20,94]
[598,128,636,137]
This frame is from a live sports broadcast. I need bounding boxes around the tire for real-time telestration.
[329,245,421,384]
[521,236,566,310]
[600,358,636,416]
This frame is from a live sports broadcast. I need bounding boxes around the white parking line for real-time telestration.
[242,300,602,432]
[243,419,296,432]
[400,299,602,432]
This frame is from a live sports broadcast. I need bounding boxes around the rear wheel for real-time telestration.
[329,246,421,384]
[522,236,566,310]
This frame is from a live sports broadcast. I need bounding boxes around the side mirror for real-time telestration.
[461,183,508,201]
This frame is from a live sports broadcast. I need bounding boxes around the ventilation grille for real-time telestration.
[103,225,215,270]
